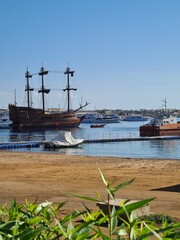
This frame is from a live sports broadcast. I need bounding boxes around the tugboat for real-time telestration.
[139,99,180,136]
[139,116,180,136]
[9,67,88,129]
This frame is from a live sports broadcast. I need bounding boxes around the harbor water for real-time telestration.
[0,121,180,160]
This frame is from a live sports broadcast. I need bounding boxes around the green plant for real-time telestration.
[0,168,179,239]
[140,214,176,225]
[70,168,180,239]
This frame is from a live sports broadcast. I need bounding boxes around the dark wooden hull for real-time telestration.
[9,104,82,129]
[140,124,180,136]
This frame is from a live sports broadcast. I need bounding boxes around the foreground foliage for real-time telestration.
[0,169,179,239]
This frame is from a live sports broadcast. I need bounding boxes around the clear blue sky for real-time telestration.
[1,0,180,110]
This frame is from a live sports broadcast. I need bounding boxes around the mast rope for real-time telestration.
[49,70,64,73]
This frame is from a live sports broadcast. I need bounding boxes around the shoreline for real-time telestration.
[0,151,179,219]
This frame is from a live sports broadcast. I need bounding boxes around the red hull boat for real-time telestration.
[139,116,180,136]
[90,124,105,128]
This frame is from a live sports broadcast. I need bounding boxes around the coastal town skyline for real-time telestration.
[1,0,180,110]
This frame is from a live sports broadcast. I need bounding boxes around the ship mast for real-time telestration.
[14,89,17,106]
[38,67,50,112]
[25,70,34,108]
[64,67,77,113]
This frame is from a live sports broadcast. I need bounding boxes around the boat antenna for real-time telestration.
[38,67,50,112]
[162,98,167,115]
[25,68,34,108]
[64,67,77,113]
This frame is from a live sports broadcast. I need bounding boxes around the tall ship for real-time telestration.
[9,67,88,129]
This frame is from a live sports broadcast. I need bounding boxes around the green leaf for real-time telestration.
[115,198,155,217]
[111,178,135,194]
[25,198,30,208]
[55,201,68,212]
[69,193,101,202]
[98,168,109,187]
[111,206,118,234]
[84,211,102,222]
[0,228,12,235]
[10,199,17,209]
[76,232,95,240]
[67,221,74,238]
[106,188,115,199]
[0,235,4,240]
[88,225,110,239]
[26,217,43,225]
[15,227,47,240]
[55,219,67,237]
[72,220,93,235]
[136,222,178,240]
[82,202,92,213]
[97,215,108,225]
[61,210,86,223]
[166,232,180,239]
[0,221,16,234]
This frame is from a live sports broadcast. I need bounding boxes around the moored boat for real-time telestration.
[9,67,88,129]
[139,116,180,136]
[82,112,121,124]
[0,110,12,129]
[44,131,83,148]
[90,124,105,128]
[123,115,149,122]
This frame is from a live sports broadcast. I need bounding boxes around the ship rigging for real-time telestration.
[9,66,88,129]
[24,66,88,113]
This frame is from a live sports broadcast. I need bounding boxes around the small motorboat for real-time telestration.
[90,124,105,128]
[44,131,83,148]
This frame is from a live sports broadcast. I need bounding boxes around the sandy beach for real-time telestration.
[0,151,179,219]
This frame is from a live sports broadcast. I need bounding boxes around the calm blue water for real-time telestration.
[0,121,180,159]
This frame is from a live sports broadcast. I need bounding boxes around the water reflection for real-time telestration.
[8,127,81,143]
[0,122,180,159]
[147,139,180,159]
[44,145,84,155]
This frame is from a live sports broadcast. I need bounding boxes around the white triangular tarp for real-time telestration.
[51,131,83,147]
